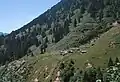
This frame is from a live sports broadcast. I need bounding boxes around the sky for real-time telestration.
[0,0,60,33]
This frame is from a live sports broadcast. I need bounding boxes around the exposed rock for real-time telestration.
[70,47,80,50]
[96,79,102,82]
[112,21,120,27]
[81,50,87,54]
[59,47,80,56]
[86,63,93,68]
[67,50,73,53]
[60,50,68,56]
[34,78,39,82]
[0,59,33,82]
[54,71,62,82]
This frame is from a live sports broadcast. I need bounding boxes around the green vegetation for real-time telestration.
[58,57,120,82]
[0,0,120,65]
[0,0,120,81]
[0,35,4,46]
[108,57,114,67]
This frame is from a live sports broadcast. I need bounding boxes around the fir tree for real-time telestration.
[115,57,119,64]
[108,57,114,67]
[74,18,77,27]
[96,67,103,81]
[83,71,89,82]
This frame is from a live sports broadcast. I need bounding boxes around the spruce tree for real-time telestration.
[64,19,69,35]
[96,67,103,81]
[115,57,119,64]
[83,71,89,82]
[108,57,114,67]
[74,18,77,27]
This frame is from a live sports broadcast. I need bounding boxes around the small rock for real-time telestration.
[81,50,87,54]
[34,78,39,82]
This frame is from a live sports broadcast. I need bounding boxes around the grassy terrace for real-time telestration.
[25,27,120,82]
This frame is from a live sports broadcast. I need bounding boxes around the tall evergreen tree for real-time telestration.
[96,67,103,81]
[74,18,77,27]
[83,71,89,82]
[80,5,85,14]
[108,57,114,67]
[115,57,119,64]
[64,19,70,35]
[88,68,97,82]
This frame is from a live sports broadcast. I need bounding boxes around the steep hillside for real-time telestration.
[0,26,120,82]
[69,26,120,68]
[0,0,120,81]
[1,0,120,65]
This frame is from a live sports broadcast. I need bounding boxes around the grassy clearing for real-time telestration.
[69,27,120,69]
[26,27,120,82]
[26,52,64,82]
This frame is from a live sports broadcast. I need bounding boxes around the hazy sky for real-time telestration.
[0,0,60,33]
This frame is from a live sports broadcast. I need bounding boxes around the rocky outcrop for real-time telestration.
[0,59,33,82]
[54,71,62,82]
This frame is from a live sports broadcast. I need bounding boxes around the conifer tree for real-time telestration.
[83,71,89,82]
[74,18,77,27]
[108,57,114,67]
[96,67,103,81]
[115,57,119,64]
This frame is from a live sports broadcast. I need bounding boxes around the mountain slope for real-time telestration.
[70,26,120,68]
[0,32,8,36]
[24,26,120,81]
[0,0,120,81]
[1,26,120,82]
[0,0,83,65]
[1,0,120,65]
[0,0,120,82]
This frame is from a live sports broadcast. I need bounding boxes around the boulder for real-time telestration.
[81,50,87,54]
[34,78,39,82]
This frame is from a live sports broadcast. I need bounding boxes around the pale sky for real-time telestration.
[0,0,60,33]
